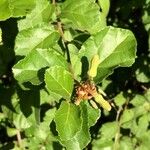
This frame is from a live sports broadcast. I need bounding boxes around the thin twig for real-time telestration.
[53,0,75,78]
[57,21,71,63]
[16,129,22,148]
[113,107,122,150]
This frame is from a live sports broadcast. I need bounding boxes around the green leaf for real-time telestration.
[131,113,149,137]
[1,92,32,130]
[120,109,134,125]
[60,103,90,150]
[134,56,150,83]
[92,138,113,150]
[54,101,82,141]
[15,25,59,56]
[34,108,56,141]
[134,131,150,150]
[86,102,100,127]
[61,0,105,34]
[74,102,91,149]
[68,44,82,80]
[100,122,118,139]
[130,94,146,107]
[18,0,55,31]
[114,92,126,107]
[13,48,68,85]
[79,26,137,83]
[45,66,74,100]
[120,136,134,150]
[13,111,31,130]
[6,127,18,137]
[0,0,36,21]
[60,102,99,150]
[98,0,110,17]
[40,89,61,104]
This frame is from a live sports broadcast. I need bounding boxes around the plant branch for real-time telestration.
[113,107,122,150]
[16,129,22,148]
[53,0,75,78]
[57,20,71,63]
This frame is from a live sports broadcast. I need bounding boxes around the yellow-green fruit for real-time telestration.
[88,54,100,78]
[94,93,111,111]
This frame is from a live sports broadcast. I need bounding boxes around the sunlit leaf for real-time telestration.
[61,0,105,33]
[79,26,137,83]
[18,0,54,31]
[45,66,74,100]
[13,48,68,85]
[54,101,82,141]
[15,25,59,56]
[0,0,36,21]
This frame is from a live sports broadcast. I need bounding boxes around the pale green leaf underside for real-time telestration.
[13,48,68,85]
[45,66,74,100]
[79,26,137,82]
[61,0,103,33]
[54,101,82,141]
[15,25,59,56]
[18,0,54,31]
[0,0,35,21]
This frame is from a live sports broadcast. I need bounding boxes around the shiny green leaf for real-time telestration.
[45,66,74,100]
[54,101,82,141]
[15,25,59,56]
[13,48,68,85]
[79,26,137,83]
[0,0,36,21]
[61,0,105,33]
[18,0,54,31]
